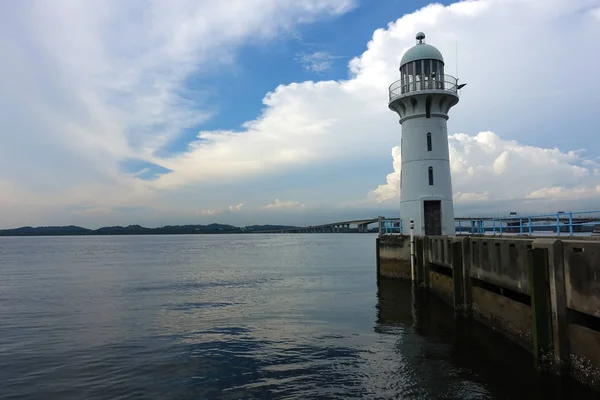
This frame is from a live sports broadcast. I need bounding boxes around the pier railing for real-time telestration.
[457,210,600,236]
[380,210,600,237]
[381,219,403,235]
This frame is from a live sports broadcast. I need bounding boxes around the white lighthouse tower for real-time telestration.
[388,32,462,236]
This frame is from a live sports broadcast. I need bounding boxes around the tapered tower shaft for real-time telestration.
[388,32,461,236]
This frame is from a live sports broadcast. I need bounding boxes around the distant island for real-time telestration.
[0,223,300,237]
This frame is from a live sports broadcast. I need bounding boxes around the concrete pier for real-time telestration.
[376,234,600,389]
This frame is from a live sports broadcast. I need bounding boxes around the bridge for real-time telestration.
[256,218,387,234]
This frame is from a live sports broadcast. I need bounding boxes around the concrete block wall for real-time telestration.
[376,235,411,279]
[463,237,534,349]
[376,235,600,389]
[563,241,600,318]
[425,236,454,305]
[468,237,532,295]
[427,236,453,268]
[562,240,600,387]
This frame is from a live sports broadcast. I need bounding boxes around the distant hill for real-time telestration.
[0,223,300,236]
[0,225,93,236]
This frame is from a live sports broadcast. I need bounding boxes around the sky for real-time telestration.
[1,0,599,229]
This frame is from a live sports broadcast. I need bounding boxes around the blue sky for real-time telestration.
[156,0,452,155]
[1,0,600,229]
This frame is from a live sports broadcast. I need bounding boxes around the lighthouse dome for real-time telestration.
[400,32,444,67]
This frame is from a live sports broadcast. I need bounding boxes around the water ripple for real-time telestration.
[1,235,597,399]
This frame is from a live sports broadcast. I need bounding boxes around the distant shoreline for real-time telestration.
[0,224,300,237]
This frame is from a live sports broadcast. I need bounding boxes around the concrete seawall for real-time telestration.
[376,234,600,389]
[377,235,411,279]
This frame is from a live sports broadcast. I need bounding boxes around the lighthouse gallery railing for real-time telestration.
[389,74,459,103]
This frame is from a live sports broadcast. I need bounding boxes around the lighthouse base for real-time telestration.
[400,199,455,236]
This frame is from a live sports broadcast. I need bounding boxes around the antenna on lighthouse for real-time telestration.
[455,39,467,91]
[455,40,459,79]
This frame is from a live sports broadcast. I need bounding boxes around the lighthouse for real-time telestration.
[388,32,462,236]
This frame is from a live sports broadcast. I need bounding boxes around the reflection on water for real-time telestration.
[376,278,596,399]
[0,235,597,399]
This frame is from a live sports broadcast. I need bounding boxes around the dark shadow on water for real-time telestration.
[376,277,599,399]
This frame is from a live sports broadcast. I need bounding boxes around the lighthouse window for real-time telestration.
[424,60,431,89]
[427,133,432,151]
[428,167,434,185]
[414,60,422,76]
[415,61,422,89]
[438,61,445,89]
[431,60,440,89]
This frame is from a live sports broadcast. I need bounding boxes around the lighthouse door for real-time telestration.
[424,200,442,236]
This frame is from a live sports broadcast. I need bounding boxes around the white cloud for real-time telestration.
[229,203,244,212]
[370,131,600,206]
[296,51,342,72]
[0,0,355,217]
[453,191,490,202]
[198,209,221,216]
[198,203,243,216]
[147,0,600,198]
[526,186,600,200]
[74,207,113,216]
[369,147,401,203]
[1,0,600,227]
[266,199,306,209]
